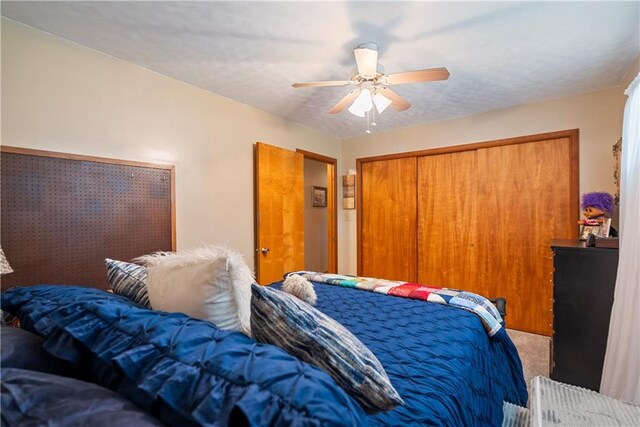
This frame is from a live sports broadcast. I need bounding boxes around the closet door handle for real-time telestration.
[260,247,270,255]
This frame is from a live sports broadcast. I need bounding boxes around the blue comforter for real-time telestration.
[273,281,528,427]
[1,285,368,427]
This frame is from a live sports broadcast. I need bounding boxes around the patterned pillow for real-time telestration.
[105,259,150,308]
[251,284,404,414]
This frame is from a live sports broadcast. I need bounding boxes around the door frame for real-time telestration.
[356,129,579,275]
[297,149,338,273]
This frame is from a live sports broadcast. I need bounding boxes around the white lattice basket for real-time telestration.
[530,376,640,426]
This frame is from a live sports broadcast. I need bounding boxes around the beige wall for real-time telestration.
[4,18,637,278]
[340,63,637,274]
[304,158,328,272]
[1,19,341,269]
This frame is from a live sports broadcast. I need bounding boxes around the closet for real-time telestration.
[357,130,578,335]
[360,157,417,282]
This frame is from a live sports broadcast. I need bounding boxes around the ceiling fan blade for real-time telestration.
[292,80,352,88]
[377,87,411,112]
[329,89,360,114]
[386,67,450,85]
[354,46,378,76]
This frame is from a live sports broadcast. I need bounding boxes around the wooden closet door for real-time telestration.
[476,138,574,335]
[359,158,417,282]
[417,152,478,291]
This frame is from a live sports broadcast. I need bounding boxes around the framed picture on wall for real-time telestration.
[312,186,327,207]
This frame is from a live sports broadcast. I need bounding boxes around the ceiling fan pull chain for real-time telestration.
[366,110,372,134]
[371,105,377,127]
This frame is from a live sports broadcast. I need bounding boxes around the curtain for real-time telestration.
[600,73,640,404]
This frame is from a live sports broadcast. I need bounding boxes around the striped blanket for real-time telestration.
[285,271,505,339]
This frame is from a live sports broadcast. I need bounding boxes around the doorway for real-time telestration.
[254,142,337,285]
[304,158,330,272]
[298,149,337,274]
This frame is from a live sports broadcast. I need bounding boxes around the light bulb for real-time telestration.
[348,89,373,116]
[373,92,392,114]
[348,105,365,117]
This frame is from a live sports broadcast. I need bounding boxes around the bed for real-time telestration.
[271,277,528,427]
[2,275,527,427]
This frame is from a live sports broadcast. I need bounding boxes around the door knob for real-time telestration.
[261,247,270,255]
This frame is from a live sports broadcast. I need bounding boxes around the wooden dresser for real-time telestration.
[550,240,619,391]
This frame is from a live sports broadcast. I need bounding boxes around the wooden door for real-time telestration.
[359,157,417,281]
[476,138,574,335]
[417,152,478,290]
[255,142,304,285]
[358,131,577,335]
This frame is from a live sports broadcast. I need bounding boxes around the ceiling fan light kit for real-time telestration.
[372,92,392,114]
[348,88,373,117]
[292,42,450,134]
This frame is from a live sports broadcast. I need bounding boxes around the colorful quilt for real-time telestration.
[285,271,504,339]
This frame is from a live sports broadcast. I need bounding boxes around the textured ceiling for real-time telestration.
[2,1,639,139]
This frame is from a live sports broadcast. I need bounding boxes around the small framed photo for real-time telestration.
[342,175,355,186]
[343,186,355,198]
[343,197,355,210]
[312,186,327,207]
[580,225,599,241]
[579,218,611,240]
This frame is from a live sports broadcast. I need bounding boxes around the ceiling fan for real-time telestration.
[292,42,450,122]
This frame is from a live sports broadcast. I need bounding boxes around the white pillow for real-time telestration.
[136,246,254,335]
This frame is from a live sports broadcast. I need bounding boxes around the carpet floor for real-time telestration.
[507,328,551,392]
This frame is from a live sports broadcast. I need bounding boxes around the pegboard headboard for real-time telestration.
[1,146,176,291]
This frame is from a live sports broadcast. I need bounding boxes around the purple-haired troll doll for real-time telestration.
[579,192,618,236]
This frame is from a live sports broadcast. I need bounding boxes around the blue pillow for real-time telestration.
[1,368,163,426]
[251,284,404,414]
[1,285,367,427]
[106,258,150,307]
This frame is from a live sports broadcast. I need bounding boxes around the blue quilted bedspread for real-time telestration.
[273,281,528,427]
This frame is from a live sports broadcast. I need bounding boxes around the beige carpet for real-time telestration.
[507,328,551,390]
